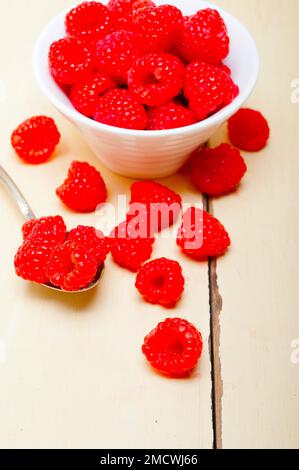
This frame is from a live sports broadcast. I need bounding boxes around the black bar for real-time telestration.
[0,449,298,465]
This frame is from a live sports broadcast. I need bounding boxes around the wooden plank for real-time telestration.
[210,0,299,449]
[0,0,213,448]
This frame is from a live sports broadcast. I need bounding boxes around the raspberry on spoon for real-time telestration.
[46,241,99,291]
[14,237,53,284]
[22,215,67,243]
[68,225,110,265]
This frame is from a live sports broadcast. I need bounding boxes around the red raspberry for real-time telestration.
[107,0,154,31]
[228,108,270,152]
[128,180,182,233]
[176,8,229,64]
[49,37,94,85]
[109,221,154,272]
[68,225,110,265]
[132,4,184,52]
[70,72,115,117]
[142,318,203,377]
[177,207,230,261]
[128,53,184,106]
[132,0,155,14]
[94,89,148,130]
[46,241,98,291]
[11,116,60,164]
[216,62,231,75]
[96,30,146,84]
[56,161,107,213]
[147,100,197,130]
[14,237,52,284]
[65,1,112,44]
[184,61,239,121]
[22,216,67,244]
[191,144,247,197]
[135,257,185,307]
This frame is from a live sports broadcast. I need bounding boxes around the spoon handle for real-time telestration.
[0,164,35,221]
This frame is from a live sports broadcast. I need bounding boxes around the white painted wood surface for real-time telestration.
[0,0,213,449]
[212,0,299,449]
[0,0,299,449]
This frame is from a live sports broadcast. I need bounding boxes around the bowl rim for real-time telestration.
[33,0,260,138]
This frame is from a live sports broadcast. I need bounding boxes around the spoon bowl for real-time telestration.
[44,264,105,293]
[0,164,104,293]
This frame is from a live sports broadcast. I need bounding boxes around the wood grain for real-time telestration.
[211,0,299,449]
[206,199,224,450]
[0,0,213,449]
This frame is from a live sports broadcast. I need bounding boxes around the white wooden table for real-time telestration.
[0,0,298,449]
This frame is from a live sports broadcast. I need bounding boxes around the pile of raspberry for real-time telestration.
[10,1,271,377]
[15,217,110,291]
[13,176,231,376]
[11,106,270,376]
[48,1,239,130]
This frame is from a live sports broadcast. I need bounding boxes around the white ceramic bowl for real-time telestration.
[33,0,259,179]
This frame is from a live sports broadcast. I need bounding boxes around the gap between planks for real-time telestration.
[203,195,223,450]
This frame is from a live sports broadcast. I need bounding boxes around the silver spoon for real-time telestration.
[0,164,104,293]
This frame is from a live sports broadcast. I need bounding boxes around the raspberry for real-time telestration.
[49,37,94,85]
[22,216,67,244]
[14,237,52,284]
[191,144,247,196]
[216,62,231,75]
[11,116,60,164]
[147,100,197,130]
[228,108,270,151]
[65,1,112,44]
[96,31,146,83]
[135,258,185,307]
[68,225,110,265]
[132,4,184,52]
[128,53,184,106]
[184,61,239,121]
[142,318,203,377]
[56,161,107,213]
[94,89,148,130]
[128,180,182,233]
[46,241,98,291]
[177,207,231,261]
[132,0,155,14]
[70,72,115,117]
[176,8,229,64]
[107,0,154,31]
[109,221,154,272]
